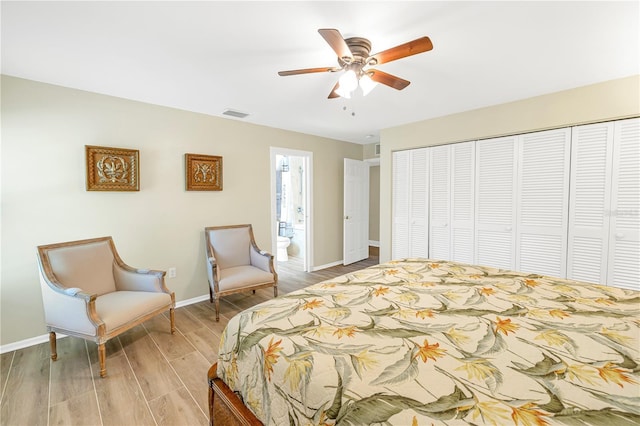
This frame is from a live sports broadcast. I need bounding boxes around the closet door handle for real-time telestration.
[506,226,513,231]
[615,232,624,239]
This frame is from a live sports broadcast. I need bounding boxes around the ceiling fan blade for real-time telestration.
[318,28,353,61]
[369,36,433,65]
[369,69,411,90]
[278,67,338,76]
[328,82,340,99]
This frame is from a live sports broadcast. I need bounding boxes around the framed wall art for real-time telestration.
[85,145,140,191]
[185,153,223,191]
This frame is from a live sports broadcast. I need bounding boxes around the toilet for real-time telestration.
[277,236,291,261]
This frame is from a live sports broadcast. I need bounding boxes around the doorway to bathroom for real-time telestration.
[270,147,313,272]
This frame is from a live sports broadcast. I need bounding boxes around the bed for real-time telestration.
[208,258,640,425]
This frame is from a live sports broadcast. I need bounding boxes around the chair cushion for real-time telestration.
[219,265,275,292]
[208,227,251,269]
[47,240,117,296]
[95,291,172,333]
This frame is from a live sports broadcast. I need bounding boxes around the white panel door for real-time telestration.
[451,142,476,264]
[567,122,614,284]
[516,128,571,277]
[608,118,640,290]
[475,136,518,269]
[409,148,429,258]
[429,145,451,260]
[343,158,369,265]
[392,151,410,259]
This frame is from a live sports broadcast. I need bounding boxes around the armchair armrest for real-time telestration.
[113,263,169,293]
[37,262,103,336]
[250,245,274,273]
[205,240,221,285]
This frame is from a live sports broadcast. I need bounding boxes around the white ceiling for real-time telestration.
[2,1,638,144]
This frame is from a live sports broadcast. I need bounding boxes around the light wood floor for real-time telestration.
[0,255,378,426]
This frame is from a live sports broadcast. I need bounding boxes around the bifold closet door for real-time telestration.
[429,145,451,260]
[451,142,476,263]
[515,128,571,277]
[429,142,475,263]
[392,150,411,259]
[567,122,614,284]
[607,118,639,290]
[475,136,518,269]
[567,117,639,289]
[408,148,429,258]
[392,148,429,259]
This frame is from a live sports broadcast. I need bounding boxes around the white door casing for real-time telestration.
[270,147,313,272]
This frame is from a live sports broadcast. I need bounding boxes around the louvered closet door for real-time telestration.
[475,136,518,269]
[392,148,429,259]
[567,122,614,284]
[451,142,475,264]
[409,148,429,257]
[429,145,451,260]
[429,142,476,263]
[392,150,410,259]
[607,118,639,290]
[516,128,571,277]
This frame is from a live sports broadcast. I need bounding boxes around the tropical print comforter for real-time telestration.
[217,259,640,425]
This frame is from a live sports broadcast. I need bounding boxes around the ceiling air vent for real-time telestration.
[222,109,249,119]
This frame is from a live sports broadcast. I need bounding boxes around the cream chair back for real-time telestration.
[207,226,251,270]
[45,239,117,296]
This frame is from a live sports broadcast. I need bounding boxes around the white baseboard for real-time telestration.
[311,260,343,271]
[369,240,380,247]
[0,333,69,354]
[176,294,209,308]
[0,294,211,354]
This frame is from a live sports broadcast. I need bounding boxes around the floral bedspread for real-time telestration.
[217,259,640,425]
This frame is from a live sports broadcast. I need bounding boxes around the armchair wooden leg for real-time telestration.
[209,285,213,304]
[170,307,176,334]
[274,286,278,298]
[49,332,57,361]
[214,298,220,322]
[98,343,107,378]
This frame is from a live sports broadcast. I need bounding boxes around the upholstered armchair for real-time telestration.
[37,236,175,378]
[205,224,278,321]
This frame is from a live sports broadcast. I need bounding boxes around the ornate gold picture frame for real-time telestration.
[85,145,140,191]
[185,153,223,191]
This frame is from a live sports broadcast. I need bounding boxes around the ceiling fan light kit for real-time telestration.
[278,28,433,99]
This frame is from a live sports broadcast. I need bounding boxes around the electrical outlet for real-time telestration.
[168,267,177,278]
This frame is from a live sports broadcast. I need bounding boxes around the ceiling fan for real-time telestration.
[278,28,433,99]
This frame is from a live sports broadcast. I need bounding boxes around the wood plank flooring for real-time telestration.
[0,255,378,426]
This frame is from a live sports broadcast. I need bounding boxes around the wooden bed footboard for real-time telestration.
[208,363,263,426]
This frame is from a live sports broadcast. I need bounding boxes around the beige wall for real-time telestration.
[379,75,640,262]
[0,76,363,347]
[363,142,379,160]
